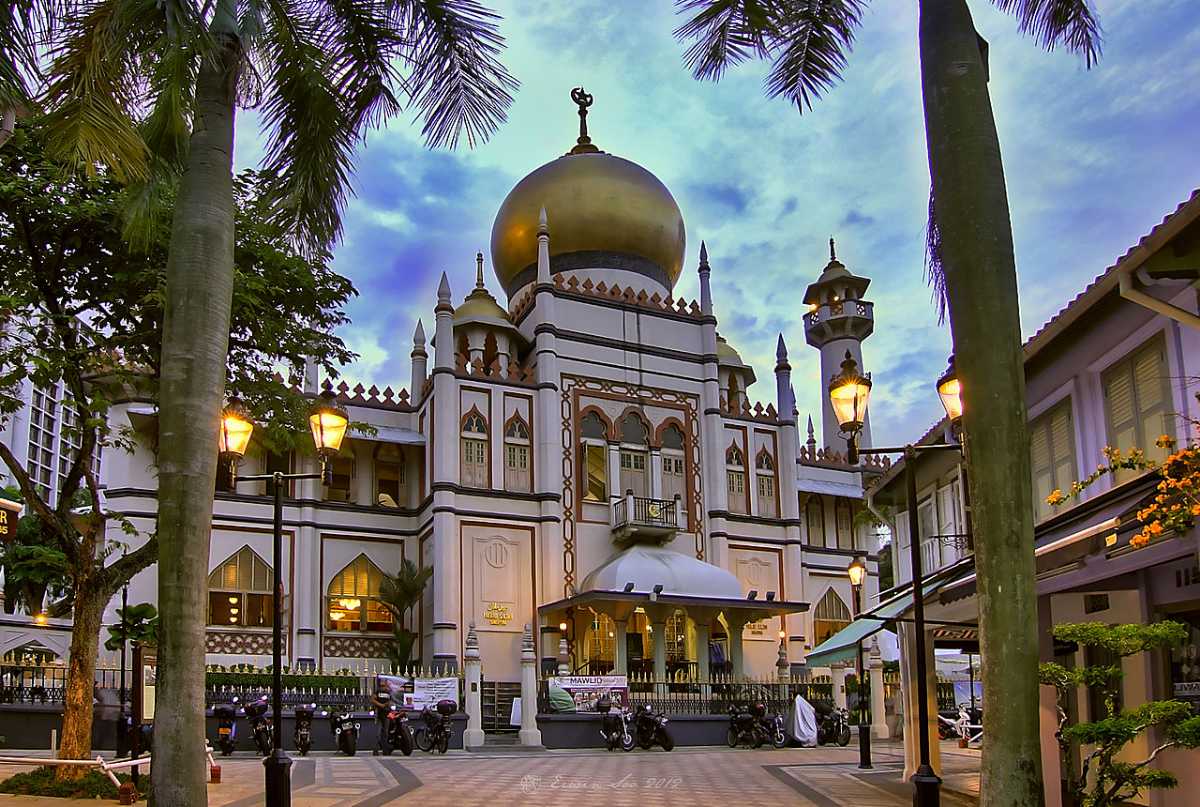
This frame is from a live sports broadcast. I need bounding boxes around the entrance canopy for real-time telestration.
[538,588,809,626]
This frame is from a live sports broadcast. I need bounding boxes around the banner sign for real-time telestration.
[546,675,628,713]
[376,675,460,711]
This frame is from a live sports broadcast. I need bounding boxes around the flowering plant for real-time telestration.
[1046,433,1199,549]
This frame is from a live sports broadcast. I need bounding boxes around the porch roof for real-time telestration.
[537,589,808,624]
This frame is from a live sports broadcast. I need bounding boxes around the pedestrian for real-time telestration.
[370,680,392,755]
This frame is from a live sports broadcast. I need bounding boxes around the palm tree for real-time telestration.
[672,2,1101,805]
[379,559,435,673]
[0,1,59,146]
[39,2,515,803]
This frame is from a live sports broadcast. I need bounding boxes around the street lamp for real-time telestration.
[220,392,348,807]
[832,368,966,807]
[847,553,871,769]
[828,351,872,464]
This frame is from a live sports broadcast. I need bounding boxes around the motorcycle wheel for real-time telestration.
[726,727,739,749]
[397,724,414,757]
[837,725,851,747]
[621,732,635,752]
[657,727,674,752]
[343,735,358,756]
[638,732,654,751]
[413,728,433,753]
[751,729,764,749]
[436,732,449,754]
[773,729,787,749]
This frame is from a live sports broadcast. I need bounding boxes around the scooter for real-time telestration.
[815,703,851,747]
[243,695,273,756]
[384,707,415,756]
[596,695,634,752]
[761,708,788,749]
[632,704,674,751]
[294,703,321,756]
[330,708,360,756]
[213,697,241,756]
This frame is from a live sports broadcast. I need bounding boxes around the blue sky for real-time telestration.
[235,0,1199,447]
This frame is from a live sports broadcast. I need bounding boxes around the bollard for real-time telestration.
[118,782,137,805]
[210,764,222,784]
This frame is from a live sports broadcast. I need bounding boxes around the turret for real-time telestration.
[698,241,712,316]
[434,272,454,370]
[410,319,428,393]
[774,334,793,424]
[802,238,874,450]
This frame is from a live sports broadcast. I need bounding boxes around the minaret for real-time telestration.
[410,319,427,395]
[697,242,728,568]
[774,334,792,420]
[802,238,874,451]
[430,271,461,670]
[774,334,804,671]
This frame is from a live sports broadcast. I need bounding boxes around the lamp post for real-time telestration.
[847,553,870,769]
[219,390,348,807]
[829,355,964,807]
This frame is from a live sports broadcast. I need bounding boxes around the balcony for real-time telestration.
[612,492,684,544]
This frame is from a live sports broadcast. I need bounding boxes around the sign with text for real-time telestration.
[376,675,460,711]
[0,499,21,541]
[547,675,629,713]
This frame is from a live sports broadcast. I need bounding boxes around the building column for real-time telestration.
[1038,594,1063,807]
[518,624,542,747]
[694,619,711,680]
[651,618,667,680]
[725,614,747,678]
[832,663,849,711]
[649,450,663,499]
[869,641,889,740]
[697,244,729,568]
[613,619,628,675]
[431,273,461,672]
[898,621,941,780]
[463,624,485,748]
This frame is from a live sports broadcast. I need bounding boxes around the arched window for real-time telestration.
[813,589,852,647]
[579,411,609,502]
[659,424,686,505]
[208,546,273,628]
[324,446,355,503]
[503,414,531,493]
[836,499,855,550]
[618,413,649,445]
[461,407,488,488]
[728,375,741,410]
[755,448,777,517]
[375,443,404,507]
[617,413,649,496]
[327,554,393,633]
[665,610,689,664]
[726,442,746,514]
[806,495,826,547]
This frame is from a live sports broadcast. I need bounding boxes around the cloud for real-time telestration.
[236,0,1199,448]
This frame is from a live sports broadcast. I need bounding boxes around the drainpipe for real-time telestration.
[1117,267,1200,330]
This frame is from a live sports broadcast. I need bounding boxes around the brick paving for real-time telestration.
[0,741,980,806]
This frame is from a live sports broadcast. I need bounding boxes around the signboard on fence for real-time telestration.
[546,675,629,713]
[376,675,460,711]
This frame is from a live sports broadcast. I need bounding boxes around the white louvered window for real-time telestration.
[1031,398,1076,521]
[1103,339,1171,484]
[504,415,531,493]
[461,409,489,489]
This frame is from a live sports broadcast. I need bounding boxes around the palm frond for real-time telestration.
[992,0,1102,68]
[324,0,403,132]
[259,0,357,249]
[924,186,948,325]
[40,0,148,180]
[673,0,772,82]
[762,0,866,111]
[393,0,518,149]
[0,0,63,109]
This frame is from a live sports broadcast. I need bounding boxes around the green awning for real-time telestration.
[804,571,962,668]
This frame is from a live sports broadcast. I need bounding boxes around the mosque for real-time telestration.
[94,92,885,682]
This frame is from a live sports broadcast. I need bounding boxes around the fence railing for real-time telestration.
[612,494,681,532]
[0,665,126,704]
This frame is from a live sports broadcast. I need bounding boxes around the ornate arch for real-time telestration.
[616,407,651,445]
[653,417,687,450]
[503,410,530,441]
[755,446,775,472]
[461,405,488,434]
[577,406,613,441]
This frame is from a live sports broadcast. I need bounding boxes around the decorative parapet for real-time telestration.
[797,444,891,471]
[453,352,537,384]
[719,395,779,423]
[205,630,283,656]
[324,379,412,411]
[509,274,706,321]
[322,635,393,659]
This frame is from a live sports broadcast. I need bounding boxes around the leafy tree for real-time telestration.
[670,3,1103,802]
[0,123,355,774]
[1040,622,1200,807]
[37,5,515,800]
[378,559,434,673]
[104,603,159,651]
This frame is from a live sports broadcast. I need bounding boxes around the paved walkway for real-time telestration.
[0,741,980,806]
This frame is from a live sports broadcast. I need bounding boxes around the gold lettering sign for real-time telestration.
[746,620,768,636]
[0,509,9,538]
[484,602,512,626]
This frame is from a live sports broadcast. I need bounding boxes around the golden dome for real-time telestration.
[490,151,686,296]
[716,335,756,384]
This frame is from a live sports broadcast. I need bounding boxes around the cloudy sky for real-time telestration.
[235,0,1198,447]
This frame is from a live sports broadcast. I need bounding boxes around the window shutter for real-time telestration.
[1133,344,1169,463]
[1104,363,1137,456]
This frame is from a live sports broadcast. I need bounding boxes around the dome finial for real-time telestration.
[829,236,836,261]
[475,251,485,289]
[568,87,600,155]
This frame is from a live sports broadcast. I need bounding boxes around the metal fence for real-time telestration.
[0,664,126,704]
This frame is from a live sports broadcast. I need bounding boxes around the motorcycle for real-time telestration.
[762,709,788,749]
[294,703,321,756]
[815,703,851,747]
[413,699,455,754]
[384,707,415,756]
[727,704,766,748]
[596,695,634,752]
[243,695,274,756]
[330,709,360,756]
[213,697,241,756]
[632,704,674,752]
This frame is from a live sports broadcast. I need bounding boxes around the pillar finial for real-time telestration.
[776,333,788,362]
[437,271,452,303]
[475,251,485,289]
[699,240,709,270]
[830,236,836,261]
[538,206,548,235]
[413,319,426,346]
[569,87,600,154]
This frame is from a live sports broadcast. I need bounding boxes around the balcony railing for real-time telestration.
[612,492,684,542]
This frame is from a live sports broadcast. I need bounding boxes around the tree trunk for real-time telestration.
[54,578,105,778]
[919,2,1044,806]
[149,17,240,807]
